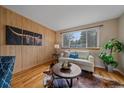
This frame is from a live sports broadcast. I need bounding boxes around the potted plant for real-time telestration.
[99,39,123,72]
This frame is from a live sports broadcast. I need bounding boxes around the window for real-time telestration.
[62,27,100,48]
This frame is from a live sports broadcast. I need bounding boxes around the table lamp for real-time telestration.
[54,44,60,54]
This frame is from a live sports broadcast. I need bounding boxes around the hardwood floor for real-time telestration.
[94,68,124,84]
[12,62,51,88]
[11,61,124,88]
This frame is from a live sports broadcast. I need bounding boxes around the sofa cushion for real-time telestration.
[59,57,94,72]
[78,51,89,59]
[74,59,94,67]
[59,57,93,66]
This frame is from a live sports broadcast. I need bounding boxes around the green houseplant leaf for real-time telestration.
[99,38,123,70]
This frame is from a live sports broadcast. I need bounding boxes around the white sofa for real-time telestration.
[59,51,95,72]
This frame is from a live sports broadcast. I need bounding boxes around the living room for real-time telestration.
[0,5,124,88]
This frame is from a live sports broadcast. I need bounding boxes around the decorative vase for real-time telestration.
[61,62,71,70]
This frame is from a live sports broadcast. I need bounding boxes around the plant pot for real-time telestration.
[107,65,114,72]
[104,63,114,72]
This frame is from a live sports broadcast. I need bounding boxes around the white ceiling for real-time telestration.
[4,5,124,31]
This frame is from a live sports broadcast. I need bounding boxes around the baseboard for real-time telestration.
[43,59,54,64]
[114,68,124,76]
[95,65,105,69]
[14,59,54,75]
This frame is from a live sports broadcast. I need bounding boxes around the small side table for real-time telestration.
[52,53,60,63]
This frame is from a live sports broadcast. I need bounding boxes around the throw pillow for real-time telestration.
[69,52,78,59]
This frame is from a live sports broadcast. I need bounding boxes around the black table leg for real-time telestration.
[70,78,73,88]
[66,78,73,88]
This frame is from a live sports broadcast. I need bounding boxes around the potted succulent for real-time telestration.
[99,39,123,72]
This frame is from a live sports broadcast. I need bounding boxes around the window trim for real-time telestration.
[61,27,100,49]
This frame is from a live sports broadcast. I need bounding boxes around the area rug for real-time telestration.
[72,71,124,88]
[52,70,124,88]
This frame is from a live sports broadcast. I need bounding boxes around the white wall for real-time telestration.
[118,13,124,73]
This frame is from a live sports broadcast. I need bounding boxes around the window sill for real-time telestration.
[61,47,100,50]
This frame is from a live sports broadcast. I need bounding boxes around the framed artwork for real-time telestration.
[6,25,43,46]
[6,25,23,45]
[23,30,35,45]
[34,33,42,46]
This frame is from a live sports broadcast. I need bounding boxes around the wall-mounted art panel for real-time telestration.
[23,30,35,45]
[34,33,42,46]
[6,25,23,45]
[6,25,43,46]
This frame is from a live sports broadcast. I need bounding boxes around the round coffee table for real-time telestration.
[52,62,81,87]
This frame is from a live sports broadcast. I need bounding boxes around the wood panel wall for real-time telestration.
[0,6,56,73]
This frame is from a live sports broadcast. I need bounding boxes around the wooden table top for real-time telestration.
[52,62,81,79]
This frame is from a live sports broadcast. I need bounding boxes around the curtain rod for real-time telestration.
[60,24,103,34]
